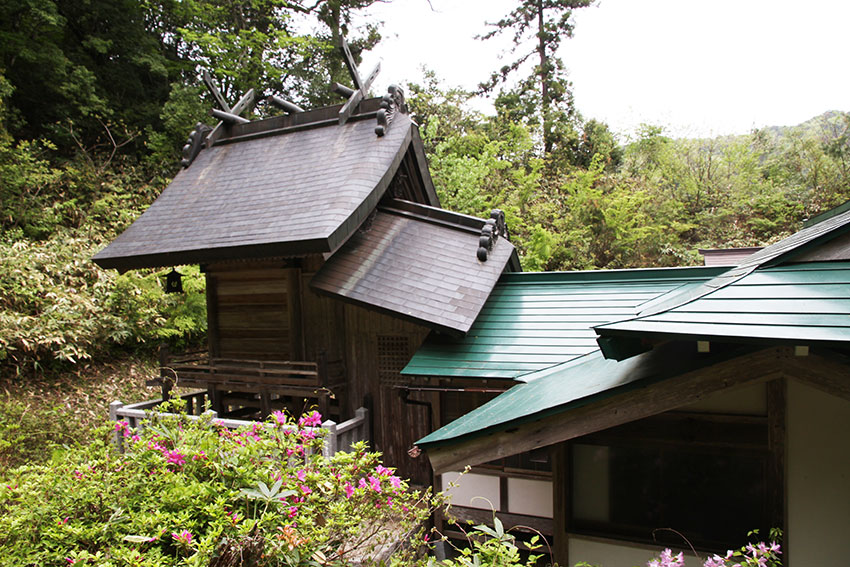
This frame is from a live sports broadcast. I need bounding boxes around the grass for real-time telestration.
[0,351,162,472]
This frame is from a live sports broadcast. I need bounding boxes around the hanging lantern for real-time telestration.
[165,268,183,294]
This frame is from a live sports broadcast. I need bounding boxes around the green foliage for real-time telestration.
[0,398,79,471]
[0,229,206,378]
[423,512,546,567]
[0,408,434,566]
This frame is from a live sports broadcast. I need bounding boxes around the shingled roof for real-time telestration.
[93,100,438,271]
[312,199,520,335]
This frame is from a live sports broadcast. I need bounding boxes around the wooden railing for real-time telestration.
[151,348,345,418]
[109,390,369,459]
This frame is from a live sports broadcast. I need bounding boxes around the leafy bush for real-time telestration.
[427,514,545,567]
[0,228,206,377]
[0,398,79,471]
[0,406,433,566]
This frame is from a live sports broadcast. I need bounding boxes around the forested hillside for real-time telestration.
[2,0,849,380]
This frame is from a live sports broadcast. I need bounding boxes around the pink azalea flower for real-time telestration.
[271,410,287,426]
[368,475,382,493]
[344,482,355,498]
[171,529,193,546]
[287,506,298,518]
[165,451,186,467]
[298,410,322,428]
[375,465,391,477]
[297,470,307,482]
[389,475,402,489]
[300,484,312,496]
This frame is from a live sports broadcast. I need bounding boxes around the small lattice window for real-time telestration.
[377,335,410,386]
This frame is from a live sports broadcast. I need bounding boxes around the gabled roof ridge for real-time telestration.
[378,198,488,235]
[214,96,388,147]
[497,265,726,285]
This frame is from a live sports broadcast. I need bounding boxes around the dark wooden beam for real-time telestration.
[340,37,364,91]
[332,82,355,97]
[337,37,380,125]
[781,350,850,402]
[210,109,250,125]
[426,347,789,474]
[268,95,304,114]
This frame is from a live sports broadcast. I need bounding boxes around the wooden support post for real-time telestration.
[767,378,787,542]
[551,441,569,566]
[158,345,173,401]
[355,406,370,445]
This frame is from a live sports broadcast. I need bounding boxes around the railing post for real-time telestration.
[322,419,338,458]
[355,407,370,446]
[109,400,124,452]
[158,344,173,401]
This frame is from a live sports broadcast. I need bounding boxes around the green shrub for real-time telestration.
[0,406,433,566]
[0,229,206,378]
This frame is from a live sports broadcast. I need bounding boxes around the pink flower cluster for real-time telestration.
[649,541,781,567]
[172,529,193,549]
[298,410,322,428]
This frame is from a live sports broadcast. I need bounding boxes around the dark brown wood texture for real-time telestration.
[211,266,294,359]
[342,301,431,484]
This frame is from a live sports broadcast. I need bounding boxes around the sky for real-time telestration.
[357,0,850,139]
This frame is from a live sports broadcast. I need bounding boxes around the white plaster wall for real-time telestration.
[569,536,668,567]
[507,478,553,517]
[787,379,850,567]
[441,471,500,510]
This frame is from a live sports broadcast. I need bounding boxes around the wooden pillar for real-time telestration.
[767,378,787,561]
[205,273,220,357]
[551,441,569,566]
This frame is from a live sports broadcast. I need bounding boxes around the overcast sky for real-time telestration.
[357,0,849,139]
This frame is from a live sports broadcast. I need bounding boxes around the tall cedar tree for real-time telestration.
[479,0,593,155]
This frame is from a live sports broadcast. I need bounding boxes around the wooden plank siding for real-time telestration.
[342,301,432,485]
[208,265,298,360]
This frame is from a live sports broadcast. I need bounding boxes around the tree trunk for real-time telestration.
[537,0,552,154]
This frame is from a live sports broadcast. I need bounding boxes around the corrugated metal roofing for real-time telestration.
[401,266,725,379]
[415,341,746,448]
[310,203,517,335]
[93,114,421,271]
[596,261,850,345]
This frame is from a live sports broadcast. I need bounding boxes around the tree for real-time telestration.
[479,0,593,156]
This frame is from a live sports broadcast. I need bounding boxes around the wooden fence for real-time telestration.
[109,390,369,458]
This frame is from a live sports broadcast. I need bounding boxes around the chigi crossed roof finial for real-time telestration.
[180,71,256,168]
[331,37,381,126]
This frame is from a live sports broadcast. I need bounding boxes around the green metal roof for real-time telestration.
[596,261,850,349]
[633,206,850,322]
[401,267,726,379]
[415,341,750,449]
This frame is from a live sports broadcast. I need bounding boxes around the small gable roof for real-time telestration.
[402,266,725,378]
[93,104,437,271]
[596,207,850,357]
[595,261,850,351]
[311,200,519,335]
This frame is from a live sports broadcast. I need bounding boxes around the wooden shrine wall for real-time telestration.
[206,262,300,360]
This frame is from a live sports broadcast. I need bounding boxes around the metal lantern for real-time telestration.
[165,268,183,294]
